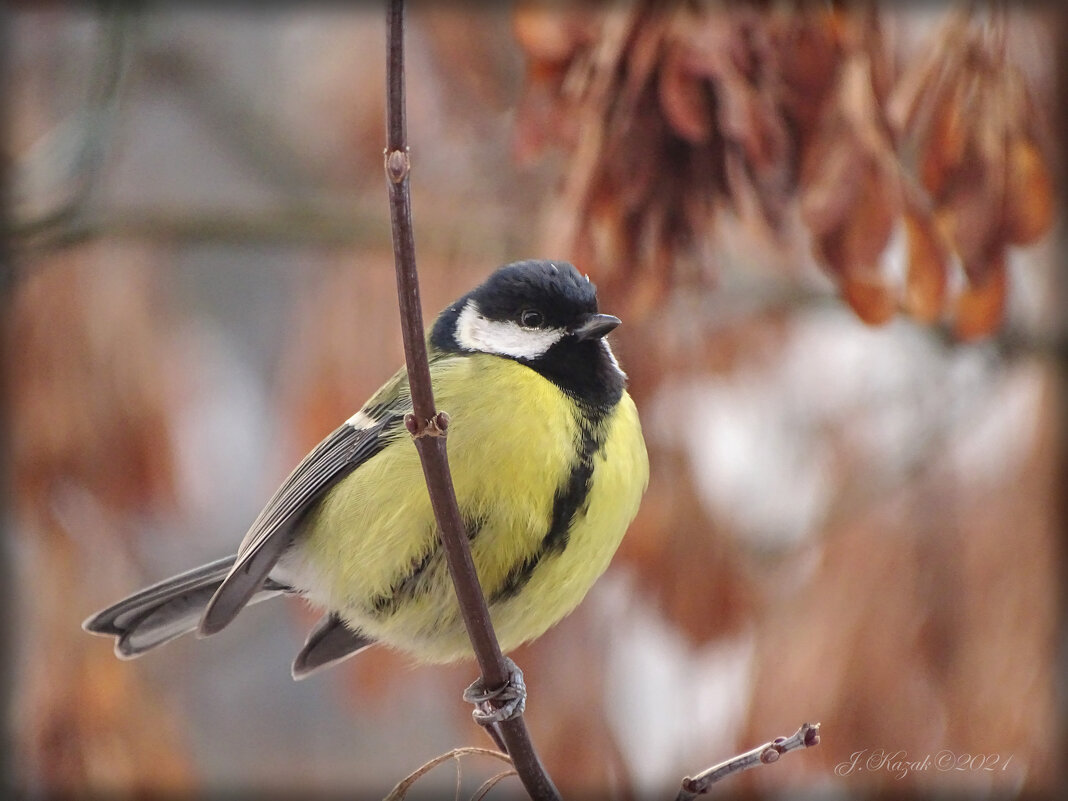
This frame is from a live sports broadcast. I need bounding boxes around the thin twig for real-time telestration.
[473,770,520,801]
[382,3,560,800]
[676,722,821,799]
[384,747,512,801]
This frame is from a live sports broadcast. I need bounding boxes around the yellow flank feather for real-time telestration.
[297,352,649,663]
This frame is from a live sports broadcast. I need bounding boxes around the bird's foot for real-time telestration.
[462,657,526,725]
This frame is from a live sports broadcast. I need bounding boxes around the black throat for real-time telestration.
[521,337,625,415]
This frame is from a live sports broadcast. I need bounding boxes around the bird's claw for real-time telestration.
[462,657,526,725]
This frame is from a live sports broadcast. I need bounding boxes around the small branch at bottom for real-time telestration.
[676,722,821,799]
[385,747,513,801]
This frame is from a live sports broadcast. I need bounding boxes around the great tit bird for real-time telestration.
[84,259,648,683]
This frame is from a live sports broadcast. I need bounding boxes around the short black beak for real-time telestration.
[572,313,621,341]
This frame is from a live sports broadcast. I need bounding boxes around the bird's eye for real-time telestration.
[519,309,544,328]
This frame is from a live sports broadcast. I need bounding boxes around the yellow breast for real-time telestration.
[299,353,648,662]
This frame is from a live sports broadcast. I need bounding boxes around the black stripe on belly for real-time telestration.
[370,546,435,616]
[368,513,486,617]
[489,411,605,604]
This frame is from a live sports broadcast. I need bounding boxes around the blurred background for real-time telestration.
[2,2,1063,799]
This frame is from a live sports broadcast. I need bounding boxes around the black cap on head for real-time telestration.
[470,260,598,328]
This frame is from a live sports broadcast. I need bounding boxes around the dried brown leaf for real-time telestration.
[919,78,969,200]
[937,175,1005,286]
[658,44,713,143]
[1004,135,1054,246]
[838,53,893,157]
[774,6,841,100]
[903,207,949,323]
[800,130,866,238]
[841,274,898,326]
[816,161,899,277]
[953,249,1007,341]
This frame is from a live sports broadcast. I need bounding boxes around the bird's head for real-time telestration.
[430,260,625,408]
[433,260,620,359]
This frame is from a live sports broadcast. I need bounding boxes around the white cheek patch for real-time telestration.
[455,300,565,360]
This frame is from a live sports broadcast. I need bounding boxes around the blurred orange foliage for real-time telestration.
[513,1,1057,338]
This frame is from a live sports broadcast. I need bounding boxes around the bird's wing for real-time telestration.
[199,371,413,636]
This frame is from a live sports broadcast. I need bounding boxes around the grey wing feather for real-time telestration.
[200,416,398,636]
[291,613,376,680]
[82,555,287,658]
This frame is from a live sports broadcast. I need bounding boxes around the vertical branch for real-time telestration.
[382,3,561,800]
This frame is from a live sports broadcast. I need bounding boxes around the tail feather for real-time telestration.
[292,612,375,680]
[83,555,285,658]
